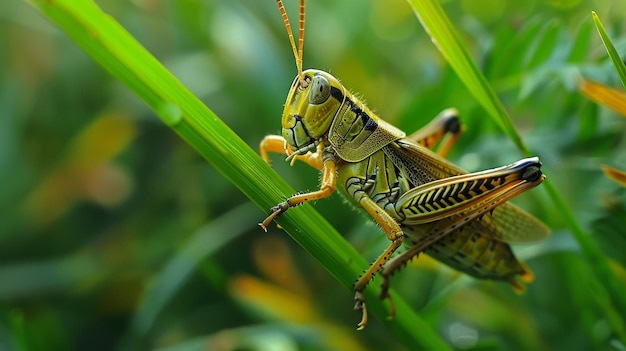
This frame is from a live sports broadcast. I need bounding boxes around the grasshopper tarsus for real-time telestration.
[380,274,397,321]
[386,293,396,321]
[354,294,368,330]
[259,202,290,231]
[380,274,390,300]
[356,313,367,331]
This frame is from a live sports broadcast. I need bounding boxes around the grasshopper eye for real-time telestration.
[309,75,331,105]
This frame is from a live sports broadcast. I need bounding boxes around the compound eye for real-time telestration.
[308,75,331,105]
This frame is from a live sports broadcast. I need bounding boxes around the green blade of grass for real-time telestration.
[406,0,626,339]
[405,0,528,156]
[128,202,258,338]
[25,0,451,349]
[592,11,626,89]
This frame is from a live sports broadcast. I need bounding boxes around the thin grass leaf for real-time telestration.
[487,23,527,79]
[127,203,258,339]
[406,0,626,341]
[25,0,451,349]
[524,19,561,70]
[592,11,626,89]
[405,0,527,155]
[568,21,593,63]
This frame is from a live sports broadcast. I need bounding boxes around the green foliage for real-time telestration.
[2,0,625,350]
[593,12,626,89]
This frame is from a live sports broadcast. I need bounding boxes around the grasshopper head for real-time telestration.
[281,69,345,156]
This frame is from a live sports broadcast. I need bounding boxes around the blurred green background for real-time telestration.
[2,0,626,350]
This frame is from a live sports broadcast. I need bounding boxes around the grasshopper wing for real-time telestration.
[382,139,465,186]
[466,203,550,243]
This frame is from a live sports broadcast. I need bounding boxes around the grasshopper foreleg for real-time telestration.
[260,135,323,169]
[259,143,336,231]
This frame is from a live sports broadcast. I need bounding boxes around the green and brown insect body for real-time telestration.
[402,224,533,290]
[260,0,549,330]
[281,70,406,162]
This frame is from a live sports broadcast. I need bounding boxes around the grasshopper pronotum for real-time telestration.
[259,0,550,330]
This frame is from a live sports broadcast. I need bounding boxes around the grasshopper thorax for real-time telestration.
[281,69,345,156]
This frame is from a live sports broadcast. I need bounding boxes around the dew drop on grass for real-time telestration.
[158,102,183,127]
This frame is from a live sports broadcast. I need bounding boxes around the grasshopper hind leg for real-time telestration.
[352,196,404,330]
[408,108,464,157]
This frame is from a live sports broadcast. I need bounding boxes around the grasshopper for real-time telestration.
[259,0,550,330]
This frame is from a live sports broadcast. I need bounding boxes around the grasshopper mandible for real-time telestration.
[259,0,550,330]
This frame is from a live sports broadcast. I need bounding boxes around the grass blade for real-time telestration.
[592,11,626,89]
[405,0,528,155]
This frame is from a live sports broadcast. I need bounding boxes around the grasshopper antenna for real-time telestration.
[276,0,307,87]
